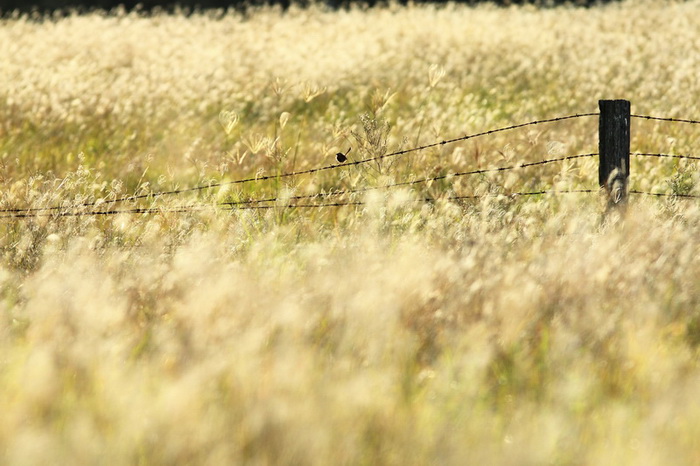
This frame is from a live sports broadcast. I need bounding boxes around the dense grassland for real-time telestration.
[2,0,700,463]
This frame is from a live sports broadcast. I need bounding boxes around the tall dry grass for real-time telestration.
[1,0,700,464]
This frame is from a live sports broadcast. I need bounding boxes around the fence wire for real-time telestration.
[0,190,599,219]
[0,112,598,216]
[8,188,700,219]
[0,152,599,219]
[632,114,700,125]
[630,190,700,199]
[0,206,208,219]
[8,109,700,220]
[220,153,598,207]
[631,152,700,161]
[228,190,598,210]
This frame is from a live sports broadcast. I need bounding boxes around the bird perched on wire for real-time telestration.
[335,147,351,163]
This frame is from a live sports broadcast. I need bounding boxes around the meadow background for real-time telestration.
[2,0,700,464]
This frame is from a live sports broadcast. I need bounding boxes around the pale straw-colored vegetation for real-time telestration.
[1,0,700,464]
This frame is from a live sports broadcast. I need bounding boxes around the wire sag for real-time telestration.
[1,112,599,215]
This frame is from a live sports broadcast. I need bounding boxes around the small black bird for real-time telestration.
[336,147,351,163]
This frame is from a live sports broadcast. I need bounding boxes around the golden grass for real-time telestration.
[1,1,700,464]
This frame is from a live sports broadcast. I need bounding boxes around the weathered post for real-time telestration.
[598,100,631,207]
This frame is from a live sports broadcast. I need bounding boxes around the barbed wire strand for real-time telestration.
[631,152,700,161]
[631,114,700,125]
[0,205,209,219]
[0,113,598,215]
[0,189,599,219]
[0,151,598,215]
[17,188,700,218]
[220,153,598,207]
[10,188,697,219]
[227,190,598,210]
[629,190,700,199]
[230,190,598,209]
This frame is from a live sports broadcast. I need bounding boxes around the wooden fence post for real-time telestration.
[598,99,631,206]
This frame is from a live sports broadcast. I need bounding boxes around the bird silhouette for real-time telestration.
[336,147,351,163]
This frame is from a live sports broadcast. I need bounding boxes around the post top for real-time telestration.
[599,99,631,108]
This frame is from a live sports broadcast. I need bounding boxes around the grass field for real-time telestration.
[2,0,700,464]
